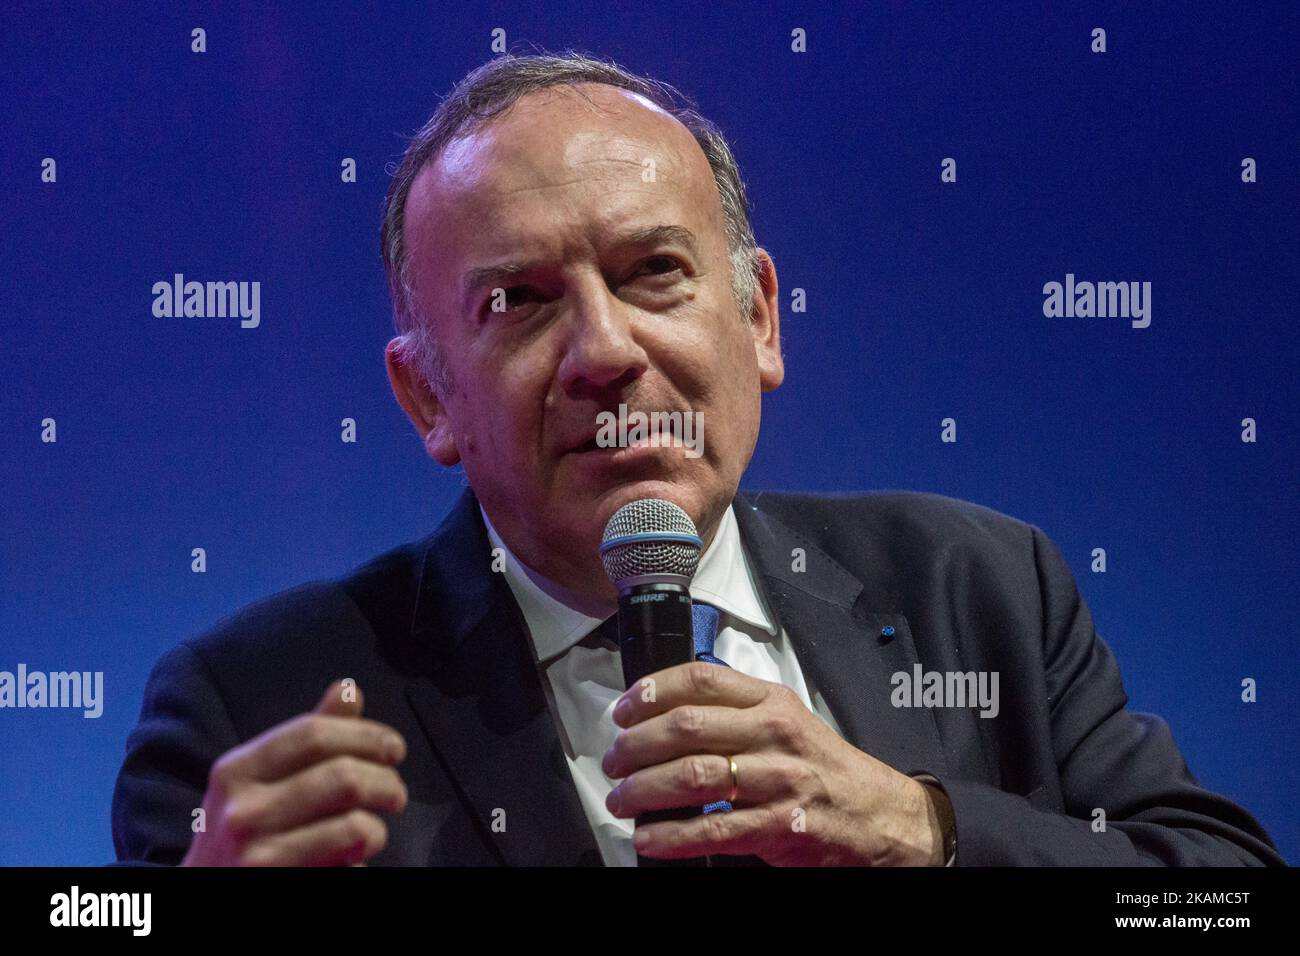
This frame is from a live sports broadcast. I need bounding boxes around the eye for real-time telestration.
[486,286,536,314]
[634,255,685,279]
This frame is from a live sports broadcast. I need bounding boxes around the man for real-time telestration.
[112,52,1285,867]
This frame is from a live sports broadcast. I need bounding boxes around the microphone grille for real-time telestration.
[599,498,703,585]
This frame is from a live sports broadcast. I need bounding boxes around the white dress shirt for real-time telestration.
[481,502,847,866]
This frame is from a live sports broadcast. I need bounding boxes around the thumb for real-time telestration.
[314,678,364,719]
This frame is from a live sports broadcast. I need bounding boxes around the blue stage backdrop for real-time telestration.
[1,1,1296,865]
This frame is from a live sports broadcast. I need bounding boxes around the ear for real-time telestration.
[747,248,784,392]
[385,336,461,466]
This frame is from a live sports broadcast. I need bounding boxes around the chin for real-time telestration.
[582,479,712,535]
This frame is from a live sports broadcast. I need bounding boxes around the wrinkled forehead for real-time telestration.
[403,84,724,304]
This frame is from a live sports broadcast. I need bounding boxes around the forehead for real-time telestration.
[403,83,723,303]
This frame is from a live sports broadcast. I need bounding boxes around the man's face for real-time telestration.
[388,82,782,604]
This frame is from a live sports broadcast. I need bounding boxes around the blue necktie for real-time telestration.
[690,602,734,815]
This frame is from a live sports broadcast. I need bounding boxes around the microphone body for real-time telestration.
[601,500,710,867]
[616,582,693,689]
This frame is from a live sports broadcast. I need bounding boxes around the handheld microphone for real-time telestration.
[600,498,710,867]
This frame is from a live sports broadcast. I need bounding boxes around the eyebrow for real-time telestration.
[459,224,701,311]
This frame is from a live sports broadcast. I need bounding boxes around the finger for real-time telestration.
[235,755,408,836]
[604,705,762,779]
[315,678,364,718]
[609,752,792,818]
[240,809,388,867]
[218,712,407,784]
[614,661,771,729]
[634,806,778,860]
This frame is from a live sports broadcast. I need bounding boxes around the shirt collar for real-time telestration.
[480,502,779,664]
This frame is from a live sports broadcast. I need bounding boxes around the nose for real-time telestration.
[557,277,649,400]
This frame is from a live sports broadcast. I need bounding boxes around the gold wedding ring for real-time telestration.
[727,756,739,802]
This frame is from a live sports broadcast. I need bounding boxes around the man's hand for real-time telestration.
[180,680,409,866]
[601,662,944,866]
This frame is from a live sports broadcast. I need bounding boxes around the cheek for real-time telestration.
[708,325,759,400]
[469,364,546,461]
[713,342,763,449]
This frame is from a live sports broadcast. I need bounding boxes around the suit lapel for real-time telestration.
[402,488,602,866]
[732,494,950,778]
[399,488,950,865]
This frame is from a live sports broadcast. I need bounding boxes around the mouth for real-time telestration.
[560,405,702,463]
[564,433,679,463]
[568,436,662,454]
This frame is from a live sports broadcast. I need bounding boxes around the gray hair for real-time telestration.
[380,50,762,396]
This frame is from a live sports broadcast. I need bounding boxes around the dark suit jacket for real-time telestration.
[111,488,1286,866]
